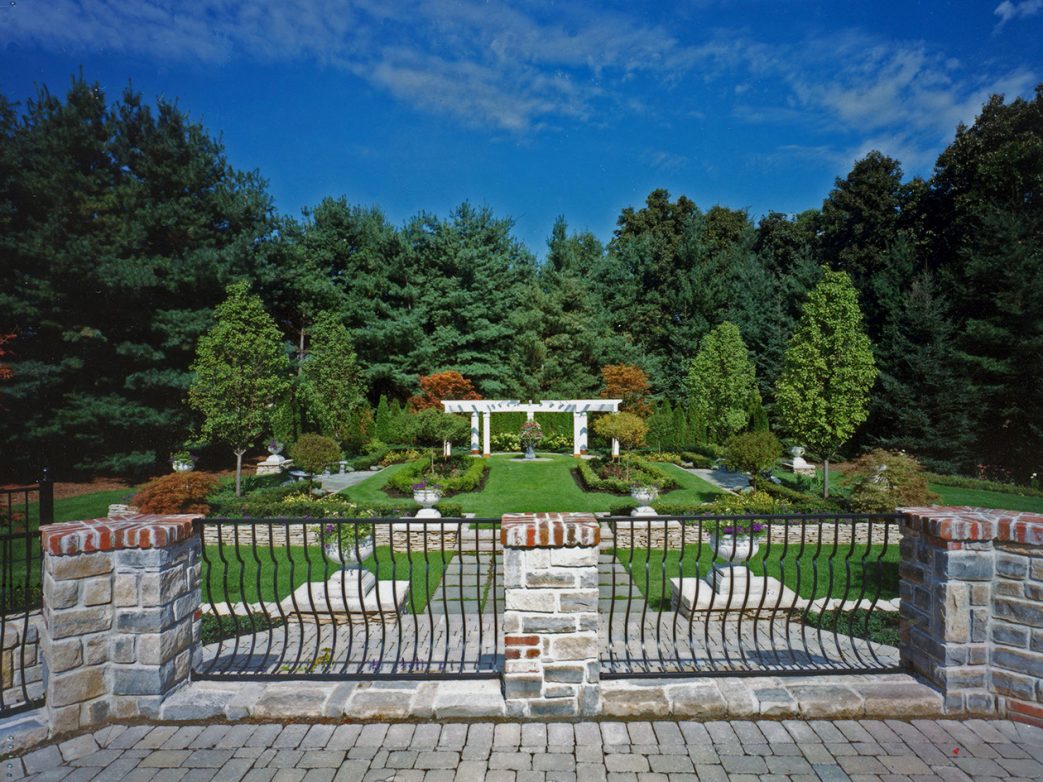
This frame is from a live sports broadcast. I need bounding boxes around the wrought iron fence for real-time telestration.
[194,516,503,680]
[601,512,902,677]
[1,472,53,717]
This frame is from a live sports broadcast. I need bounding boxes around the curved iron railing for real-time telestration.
[601,512,902,677]
[1,474,53,717]
[193,516,502,680]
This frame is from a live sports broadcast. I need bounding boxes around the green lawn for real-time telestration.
[614,541,900,610]
[4,485,139,532]
[201,544,451,614]
[341,453,723,516]
[773,466,1043,513]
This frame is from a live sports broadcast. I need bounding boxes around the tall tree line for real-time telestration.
[1,76,1040,482]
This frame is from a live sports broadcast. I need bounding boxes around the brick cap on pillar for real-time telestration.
[41,514,199,556]
[899,506,1043,545]
[501,512,600,548]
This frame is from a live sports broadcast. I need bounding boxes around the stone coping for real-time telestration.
[501,513,600,548]
[41,514,199,556]
[149,672,950,724]
[899,506,1043,544]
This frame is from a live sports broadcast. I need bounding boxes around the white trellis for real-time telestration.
[440,399,622,457]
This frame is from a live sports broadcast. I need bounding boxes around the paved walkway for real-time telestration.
[688,467,751,494]
[320,468,383,495]
[10,718,1043,782]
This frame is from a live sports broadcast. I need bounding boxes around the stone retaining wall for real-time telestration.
[611,518,895,551]
[1,611,43,711]
[203,522,467,552]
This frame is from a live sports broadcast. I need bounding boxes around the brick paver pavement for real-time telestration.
[7,718,1043,782]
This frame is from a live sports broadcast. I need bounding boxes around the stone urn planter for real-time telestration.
[267,440,285,456]
[171,459,194,473]
[412,487,442,509]
[710,526,764,563]
[630,486,658,505]
[324,533,374,570]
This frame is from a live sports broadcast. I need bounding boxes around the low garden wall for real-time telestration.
[11,505,1043,740]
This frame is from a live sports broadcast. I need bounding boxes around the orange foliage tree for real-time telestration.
[132,472,216,515]
[409,371,482,412]
[600,364,652,418]
[0,333,14,382]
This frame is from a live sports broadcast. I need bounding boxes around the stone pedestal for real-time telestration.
[501,513,600,717]
[39,514,200,736]
[281,569,410,622]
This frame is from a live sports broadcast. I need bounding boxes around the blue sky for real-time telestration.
[2,1,1041,257]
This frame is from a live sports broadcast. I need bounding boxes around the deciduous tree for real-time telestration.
[188,282,290,495]
[687,322,758,443]
[775,269,877,496]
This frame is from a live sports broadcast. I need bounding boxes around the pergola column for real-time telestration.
[470,413,480,455]
[612,439,620,458]
[572,413,581,457]
[579,412,588,455]
[482,411,491,458]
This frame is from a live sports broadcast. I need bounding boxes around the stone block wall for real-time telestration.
[1,611,43,711]
[501,513,600,718]
[899,507,1043,727]
[39,514,200,736]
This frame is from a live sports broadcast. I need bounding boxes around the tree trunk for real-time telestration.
[823,458,830,498]
[235,449,245,497]
[298,321,305,376]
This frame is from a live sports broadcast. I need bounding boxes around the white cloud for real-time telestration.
[995,0,1043,28]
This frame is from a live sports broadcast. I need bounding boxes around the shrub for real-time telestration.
[133,472,216,515]
[680,452,715,469]
[208,489,464,519]
[380,448,420,466]
[724,430,782,475]
[387,455,489,495]
[749,476,845,512]
[491,433,521,451]
[290,434,342,475]
[349,450,386,470]
[643,452,682,465]
[575,457,679,494]
[845,449,938,512]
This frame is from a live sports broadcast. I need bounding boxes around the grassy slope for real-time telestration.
[201,544,451,614]
[615,542,900,610]
[341,454,724,516]
[773,466,1043,513]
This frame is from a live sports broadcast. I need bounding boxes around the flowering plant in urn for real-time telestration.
[319,521,374,569]
[519,420,543,459]
[411,481,443,508]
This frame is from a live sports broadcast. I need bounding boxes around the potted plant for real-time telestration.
[266,438,284,456]
[519,420,544,460]
[320,522,374,570]
[412,481,443,508]
[709,518,767,563]
[171,449,195,473]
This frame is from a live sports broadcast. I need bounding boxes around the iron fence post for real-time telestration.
[39,467,54,526]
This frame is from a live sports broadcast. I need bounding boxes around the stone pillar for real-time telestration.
[572,413,581,457]
[578,411,588,455]
[470,412,480,454]
[40,514,200,736]
[482,411,491,457]
[501,513,600,718]
[898,506,1043,726]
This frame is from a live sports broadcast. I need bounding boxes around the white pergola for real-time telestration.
[440,399,622,457]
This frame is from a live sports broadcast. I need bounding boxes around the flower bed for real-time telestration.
[574,457,680,495]
[386,454,489,496]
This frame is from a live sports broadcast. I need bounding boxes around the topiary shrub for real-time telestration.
[290,434,342,476]
[133,472,217,515]
[724,430,782,475]
[845,449,938,512]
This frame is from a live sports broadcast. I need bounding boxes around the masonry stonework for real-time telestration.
[501,513,600,718]
[39,514,200,736]
[899,507,1043,727]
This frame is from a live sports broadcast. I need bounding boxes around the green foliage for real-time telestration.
[748,476,845,513]
[574,457,679,494]
[688,322,759,442]
[188,281,291,494]
[298,311,367,447]
[593,412,648,453]
[775,268,877,494]
[844,449,938,513]
[724,430,782,475]
[680,452,715,469]
[0,78,273,478]
[387,455,489,495]
[289,433,341,475]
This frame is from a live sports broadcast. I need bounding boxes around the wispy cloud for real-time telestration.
[994,0,1043,28]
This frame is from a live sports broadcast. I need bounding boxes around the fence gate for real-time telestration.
[194,517,503,680]
[599,512,903,677]
[1,473,53,717]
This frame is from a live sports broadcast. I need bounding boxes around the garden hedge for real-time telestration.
[574,457,680,495]
[386,455,489,496]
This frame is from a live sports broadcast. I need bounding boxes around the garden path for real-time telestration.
[687,466,751,494]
